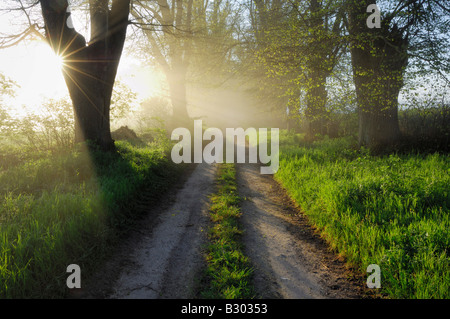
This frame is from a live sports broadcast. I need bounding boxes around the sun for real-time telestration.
[53,53,64,70]
[0,38,167,118]
[0,40,72,117]
[39,44,66,75]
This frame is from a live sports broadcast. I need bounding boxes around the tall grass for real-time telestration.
[0,140,184,298]
[275,133,449,299]
[201,164,254,299]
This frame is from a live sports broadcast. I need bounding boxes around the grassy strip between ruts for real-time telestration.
[275,132,449,299]
[0,140,185,298]
[200,164,255,299]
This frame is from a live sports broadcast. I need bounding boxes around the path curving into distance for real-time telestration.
[81,162,365,299]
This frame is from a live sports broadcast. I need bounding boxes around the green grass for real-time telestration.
[201,164,254,299]
[0,140,185,298]
[275,133,449,299]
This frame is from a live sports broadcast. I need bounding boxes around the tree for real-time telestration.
[1,0,131,150]
[250,0,345,139]
[37,0,131,150]
[0,73,19,132]
[246,0,289,118]
[301,0,345,138]
[130,0,195,129]
[130,0,240,129]
[110,80,138,125]
[347,0,450,149]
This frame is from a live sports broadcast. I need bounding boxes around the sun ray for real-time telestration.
[61,66,108,120]
[58,32,86,59]
[61,61,113,86]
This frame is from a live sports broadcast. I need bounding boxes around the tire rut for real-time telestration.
[80,161,368,300]
[236,163,368,299]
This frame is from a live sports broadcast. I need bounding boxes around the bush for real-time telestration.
[399,105,449,152]
[16,98,74,151]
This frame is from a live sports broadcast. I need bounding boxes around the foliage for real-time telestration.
[110,80,138,126]
[137,96,171,129]
[0,72,18,96]
[0,73,19,132]
[0,78,139,151]
[17,98,74,150]
[399,105,449,153]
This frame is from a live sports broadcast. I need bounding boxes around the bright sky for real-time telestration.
[0,41,66,115]
[0,39,165,117]
[0,6,165,118]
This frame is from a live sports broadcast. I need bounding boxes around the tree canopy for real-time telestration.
[0,0,448,150]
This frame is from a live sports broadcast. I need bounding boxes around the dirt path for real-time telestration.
[236,163,366,299]
[81,161,366,299]
[81,162,218,299]
[109,162,218,299]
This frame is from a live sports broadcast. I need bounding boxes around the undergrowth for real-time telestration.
[0,140,184,298]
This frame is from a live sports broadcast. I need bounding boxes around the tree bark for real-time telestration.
[39,0,130,150]
[167,67,190,128]
[348,0,408,150]
[304,0,344,140]
[305,68,328,138]
[304,0,327,139]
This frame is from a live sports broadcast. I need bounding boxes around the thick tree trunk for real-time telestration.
[348,0,408,150]
[39,0,130,150]
[63,47,115,149]
[354,64,403,149]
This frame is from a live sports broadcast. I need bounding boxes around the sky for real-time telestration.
[0,41,66,113]
[0,39,166,119]
[0,5,165,118]
[0,39,166,115]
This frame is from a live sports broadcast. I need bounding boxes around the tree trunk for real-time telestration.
[348,0,408,150]
[305,68,328,139]
[39,0,130,150]
[304,0,328,140]
[354,61,404,149]
[167,67,190,129]
[63,47,115,150]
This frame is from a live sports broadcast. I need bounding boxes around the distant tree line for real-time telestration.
[0,0,449,152]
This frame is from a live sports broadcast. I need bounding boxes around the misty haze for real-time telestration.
[0,0,448,304]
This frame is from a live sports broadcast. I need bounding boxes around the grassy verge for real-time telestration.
[0,140,185,298]
[201,164,254,299]
[275,133,449,299]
